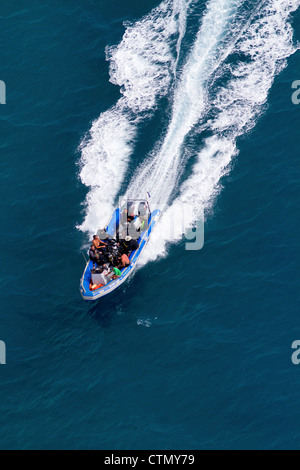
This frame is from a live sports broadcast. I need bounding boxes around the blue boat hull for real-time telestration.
[80,209,161,301]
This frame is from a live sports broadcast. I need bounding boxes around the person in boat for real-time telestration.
[135,216,148,233]
[93,235,111,263]
[120,206,134,227]
[92,235,108,252]
[89,245,106,267]
[111,268,122,280]
[120,236,139,255]
[103,266,121,282]
[131,238,139,250]
[127,202,135,221]
[118,253,130,269]
[89,245,99,263]
[138,202,147,217]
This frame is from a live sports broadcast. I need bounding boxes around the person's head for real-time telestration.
[91,245,95,251]
[93,235,99,240]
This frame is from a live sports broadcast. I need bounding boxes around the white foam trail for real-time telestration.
[78,102,137,232]
[107,0,194,113]
[174,0,194,74]
[137,0,300,265]
[78,0,194,234]
[127,0,243,204]
[139,138,236,264]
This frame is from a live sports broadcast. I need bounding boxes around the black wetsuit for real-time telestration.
[89,248,106,266]
[120,239,139,255]
[89,248,98,262]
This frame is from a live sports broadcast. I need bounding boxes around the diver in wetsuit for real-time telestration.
[89,245,106,268]
[119,236,139,255]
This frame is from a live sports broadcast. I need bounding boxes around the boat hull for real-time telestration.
[80,209,161,301]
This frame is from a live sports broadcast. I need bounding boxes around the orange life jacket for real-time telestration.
[90,284,104,291]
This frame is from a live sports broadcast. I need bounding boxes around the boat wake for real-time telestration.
[78,0,300,266]
[78,0,193,233]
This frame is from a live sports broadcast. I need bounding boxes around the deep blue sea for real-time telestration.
[1,0,300,450]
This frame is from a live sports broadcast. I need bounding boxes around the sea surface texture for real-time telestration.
[0,0,300,450]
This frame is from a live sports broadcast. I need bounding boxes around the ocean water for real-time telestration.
[0,0,300,450]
